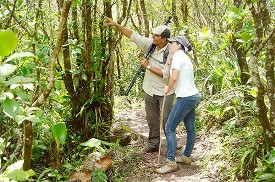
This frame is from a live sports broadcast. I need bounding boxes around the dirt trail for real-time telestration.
[114,102,220,182]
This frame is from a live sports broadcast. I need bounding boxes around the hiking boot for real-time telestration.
[175,155,192,164]
[142,146,159,153]
[156,160,177,174]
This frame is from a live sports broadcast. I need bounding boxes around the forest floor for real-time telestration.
[112,99,222,182]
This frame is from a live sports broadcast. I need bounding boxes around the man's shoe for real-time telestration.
[156,160,177,174]
[175,155,192,164]
[142,146,159,153]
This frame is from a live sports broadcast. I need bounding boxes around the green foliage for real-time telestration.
[51,122,67,145]
[0,160,36,181]
[81,138,114,154]
[0,30,39,124]
[91,168,108,182]
[0,0,274,181]
[48,122,67,166]
[254,148,275,181]
[0,30,18,58]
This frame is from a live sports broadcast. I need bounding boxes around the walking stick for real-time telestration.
[158,94,166,164]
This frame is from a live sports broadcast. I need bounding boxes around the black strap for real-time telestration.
[146,44,169,64]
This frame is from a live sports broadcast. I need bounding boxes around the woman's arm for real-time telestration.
[164,68,179,94]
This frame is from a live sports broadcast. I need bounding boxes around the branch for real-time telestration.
[4,0,17,29]
[253,28,275,56]
[32,0,73,107]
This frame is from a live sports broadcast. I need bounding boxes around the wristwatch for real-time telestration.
[146,65,151,70]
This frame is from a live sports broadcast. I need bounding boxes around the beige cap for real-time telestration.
[152,25,170,38]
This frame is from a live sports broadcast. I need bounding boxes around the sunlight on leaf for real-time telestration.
[15,115,26,125]
[0,93,6,101]
[3,92,14,99]
[23,83,34,91]
[81,138,102,148]
[5,52,37,63]
[6,169,35,181]
[3,99,22,118]
[0,30,18,57]
[5,76,33,85]
[251,87,258,97]
[0,63,17,77]
[6,160,24,173]
[198,27,212,38]
[80,138,106,153]
[26,115,40,123]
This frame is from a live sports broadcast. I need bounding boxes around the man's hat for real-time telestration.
[168,36,192,51]
[152,25,170,38]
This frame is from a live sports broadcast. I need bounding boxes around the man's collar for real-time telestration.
[156,43,169,52]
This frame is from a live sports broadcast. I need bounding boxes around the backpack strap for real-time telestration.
[163,45,169,64]
[146,43,170,64]
[146,44,156,58]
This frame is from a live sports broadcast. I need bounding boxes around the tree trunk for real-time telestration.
[232,0,250,85]
[22,0,72,170]
[22,120,32,170]
[247,0,275,148]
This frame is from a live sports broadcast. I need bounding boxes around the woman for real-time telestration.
[156,36,201,174]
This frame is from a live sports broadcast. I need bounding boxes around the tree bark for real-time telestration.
[172,0,179,28]
[22,120,32,170]
[247,0,275,148]
[139,0,149,37]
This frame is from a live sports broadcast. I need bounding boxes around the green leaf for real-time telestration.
[5,76,33,85]
[259,173,275,181]
[270,156,275,163]
[52,122,67,144]
[251,87,258,97]
[0,63,17,77]
[6,169,36,181]
[251,0,259,3]
[5,52,37,63]
[3,99,21,118]
[80,138,106,153]
[14,90,30,100]
[3,92,14,99]
[22,83,34,91]
[0,93,6,101]
[21,66,30,76]
[6,160,23,173]
[10,83,21,89]
[0,30,18,57]
[81,138,102,148]
[26,115,40,123]
[15,115,26,125]
[0,76,4,83]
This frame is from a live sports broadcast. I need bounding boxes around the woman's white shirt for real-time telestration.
[171,50,199,97]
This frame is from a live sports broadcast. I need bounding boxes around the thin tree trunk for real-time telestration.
[23,0,73,170]
[139,0,149,37]
[232,0,250,85]
[247,0,275,148]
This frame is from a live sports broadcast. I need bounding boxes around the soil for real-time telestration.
[113,100,221,182]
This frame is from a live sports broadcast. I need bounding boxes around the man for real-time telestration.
[105,17,174,153]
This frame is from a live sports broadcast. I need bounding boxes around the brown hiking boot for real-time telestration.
[156,160,177,174]
[142,146,159,153]
[175,155,192,164]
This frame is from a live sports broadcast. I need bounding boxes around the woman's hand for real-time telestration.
[164,86,169,94]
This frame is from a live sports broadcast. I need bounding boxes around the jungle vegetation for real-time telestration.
[0,0,274,181]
